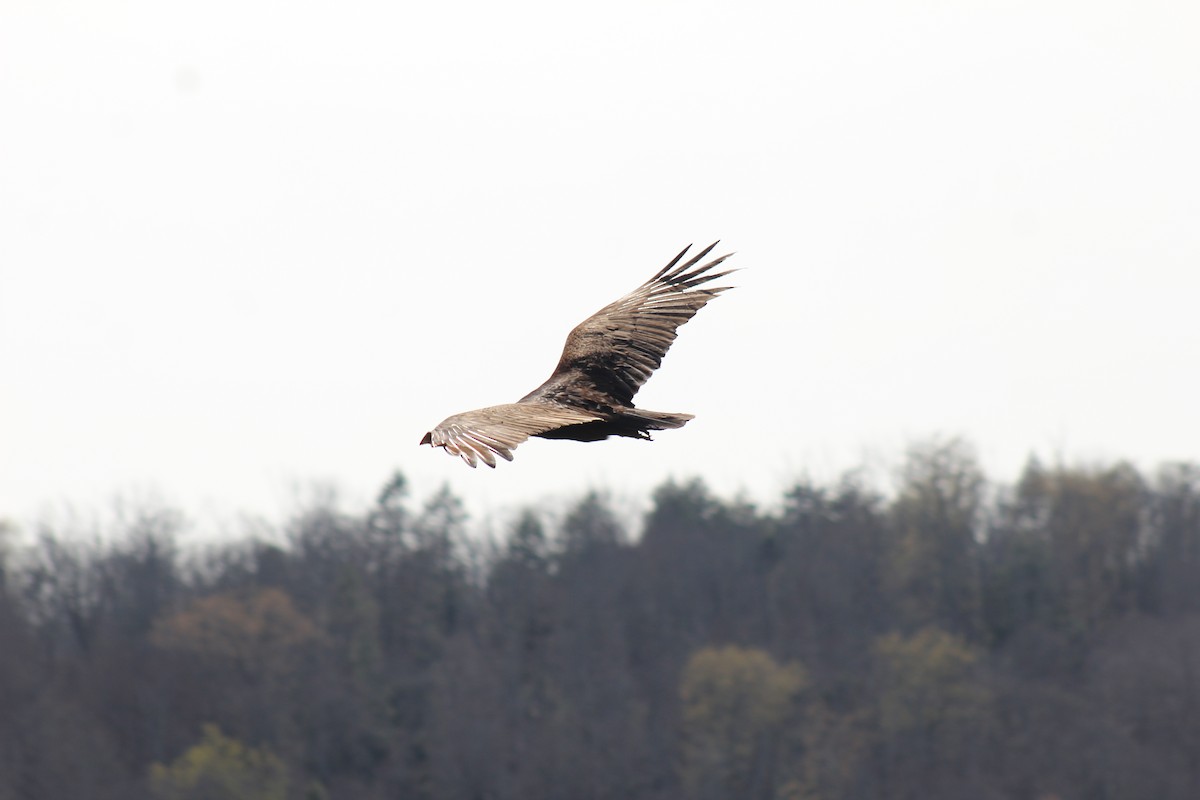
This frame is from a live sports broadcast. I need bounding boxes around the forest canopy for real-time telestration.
[2,438,1200,800]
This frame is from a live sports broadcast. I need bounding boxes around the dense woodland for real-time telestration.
[3,438,1200,799]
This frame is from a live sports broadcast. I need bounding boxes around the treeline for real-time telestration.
[2,439,1200,799]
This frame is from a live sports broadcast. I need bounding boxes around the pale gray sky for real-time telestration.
[3,0,1199,530]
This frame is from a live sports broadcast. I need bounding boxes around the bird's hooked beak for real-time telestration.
[419,432,432,446]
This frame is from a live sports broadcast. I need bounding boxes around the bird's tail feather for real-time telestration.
[623,408,694,430]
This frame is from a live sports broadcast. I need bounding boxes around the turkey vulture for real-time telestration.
[420,242,735,468]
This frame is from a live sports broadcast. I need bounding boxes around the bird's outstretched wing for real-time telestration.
[420,402,603,468]
[524,242,736,407]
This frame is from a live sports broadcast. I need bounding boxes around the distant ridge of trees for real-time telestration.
[3,438,1200,799]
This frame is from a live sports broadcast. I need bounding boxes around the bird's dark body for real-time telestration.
[420,242,734,468]
[534,408,691,442]
[535,420,639,442]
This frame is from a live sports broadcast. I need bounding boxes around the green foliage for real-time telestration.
[887,438,984,637]
[1016,459,1144,631]
[149,725,287,800]
[873,627,989,737]
[679,645,807,799]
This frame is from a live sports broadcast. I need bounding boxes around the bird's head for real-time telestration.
[419,431,433,446]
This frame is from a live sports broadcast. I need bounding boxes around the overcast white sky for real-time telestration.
[3,0,1199,534]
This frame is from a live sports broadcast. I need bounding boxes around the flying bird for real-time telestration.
[420,242,735,468]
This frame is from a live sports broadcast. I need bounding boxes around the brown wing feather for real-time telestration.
[523,242,736,407]
[422,402,603,468]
